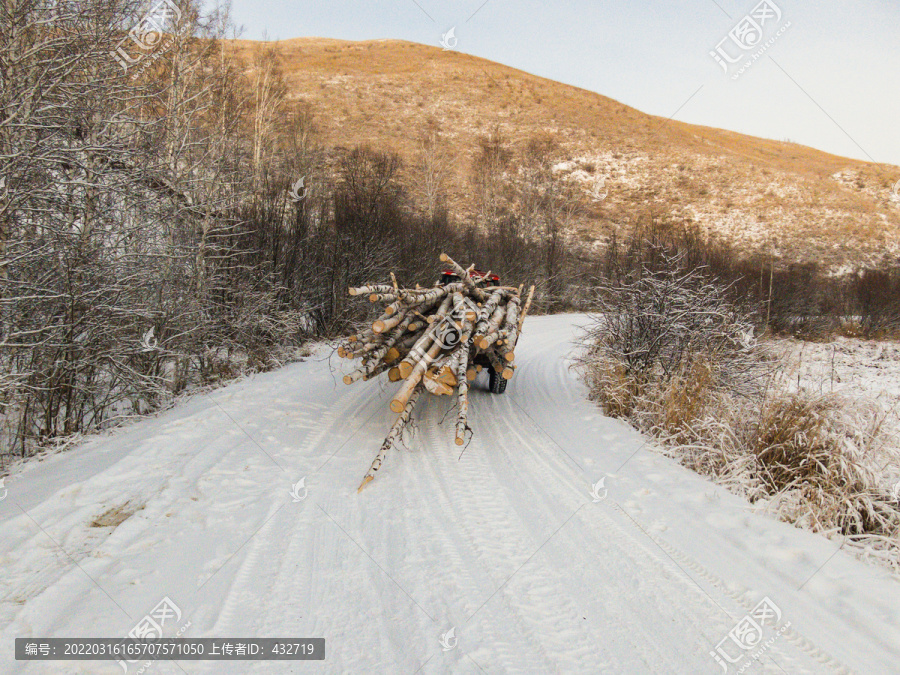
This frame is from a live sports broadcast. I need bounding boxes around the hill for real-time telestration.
[229,37,900,273]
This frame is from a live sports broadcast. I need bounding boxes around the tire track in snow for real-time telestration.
[507,318,852,674]
[470,395,704,672]
[409,395,546,674]
[185,381,400,672]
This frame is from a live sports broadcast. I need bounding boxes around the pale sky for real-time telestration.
[227,0,900,168]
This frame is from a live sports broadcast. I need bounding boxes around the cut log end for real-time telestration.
[504,351,515,362]
[436,367,458,387]
[466,367,477,381]
[455,436,465,446]
[439,252,450,262]
[388,367,402,382]
[343,374,354,385]
[372,320,387,333]
[398,362,414,379]
[357,475,374,493]
[389,399,405,414]
[502,367,515,380]
[424,379,453,396]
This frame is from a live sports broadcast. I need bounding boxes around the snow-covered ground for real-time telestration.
[783,335,900,403]
[782,335,900,468]
[1,315,899,674]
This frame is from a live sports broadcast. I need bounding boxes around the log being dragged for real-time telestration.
[358,386,423,492]
[454,342,471,446]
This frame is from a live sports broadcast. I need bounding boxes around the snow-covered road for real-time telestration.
[1,315,898,674]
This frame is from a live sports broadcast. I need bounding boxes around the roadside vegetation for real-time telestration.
[579,227,900,571]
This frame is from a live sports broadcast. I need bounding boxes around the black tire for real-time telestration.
[489,367,507,394]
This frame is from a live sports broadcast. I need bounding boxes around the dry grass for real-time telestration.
[658,357,716,441]
[751,390,900,542]
[90,502,144,528]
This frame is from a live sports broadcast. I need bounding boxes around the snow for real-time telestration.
[782,335,900,488]
[784,335,900,403]
[1,315,898,674]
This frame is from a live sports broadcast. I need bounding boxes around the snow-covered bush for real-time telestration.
[581,248,765,422]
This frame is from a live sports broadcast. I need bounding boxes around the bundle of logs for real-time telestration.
[338,254,535,492]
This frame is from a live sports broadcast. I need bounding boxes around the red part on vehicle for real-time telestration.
[440,269,500,285]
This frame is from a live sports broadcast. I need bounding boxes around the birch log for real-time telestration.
[391,337,443,412]
[454,342,471,445]
[357,387,423,492]
[439,253,488,302]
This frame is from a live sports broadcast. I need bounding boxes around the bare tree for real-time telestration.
[585,249,760,395]
[471,125,511,226]
[516,135,576,312]
[415,125,450,220]
[0,0,175,454]
[250,40,287,189]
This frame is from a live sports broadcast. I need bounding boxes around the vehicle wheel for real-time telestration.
[489,367,507,394]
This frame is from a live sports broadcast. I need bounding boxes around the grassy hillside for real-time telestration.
[229,37,900,272]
